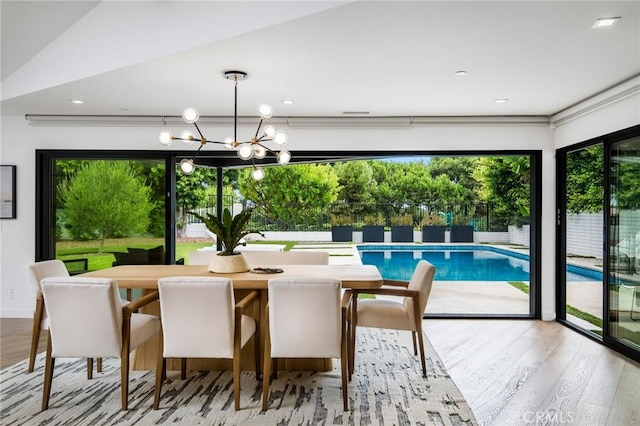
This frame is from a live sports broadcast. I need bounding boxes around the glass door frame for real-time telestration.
[556,124,640,363]
[35,150,177,263]
[36,148,542,319]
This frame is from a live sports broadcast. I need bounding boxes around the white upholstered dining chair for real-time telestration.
[189,249,330,266]
[27,260,130,373]
[40,277,160,411]
[242,250,329,266]
[26,260,69,373]
[350,260,436,377]
[154,277,260,411]
[262,277,350,411]
[186,249,216,265]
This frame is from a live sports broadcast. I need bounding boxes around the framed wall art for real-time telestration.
[1,165,16,219]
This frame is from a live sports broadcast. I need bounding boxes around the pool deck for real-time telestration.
[291,242,639,322]
[293,242,532,314]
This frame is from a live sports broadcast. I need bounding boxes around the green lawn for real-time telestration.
[508,281,603,329]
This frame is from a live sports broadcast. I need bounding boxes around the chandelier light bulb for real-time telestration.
[263,125,276,139]
[159,131,172,146]
[253,145,267,159]
[257,103,273,119]
[182,107,199,124]
[252,166,265,181]
[277,150,291,165]
[180,130,195,145]
[179,159,195,175]
[223,137,235,150]
[237,144,254,160]
[274,130,288,146]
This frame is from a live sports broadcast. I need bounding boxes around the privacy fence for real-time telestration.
[186,196,512,232]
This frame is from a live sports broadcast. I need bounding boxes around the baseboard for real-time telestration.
[0,310,32,318]
[541,311,556,321]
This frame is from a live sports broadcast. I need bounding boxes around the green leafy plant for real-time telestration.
[421,212,445,226]
[390,213,413,226]
[363,212,385,226]
[188,208,264,256]
[330,213,351,226]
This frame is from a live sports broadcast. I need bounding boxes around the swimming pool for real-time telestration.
[358,245,597,281]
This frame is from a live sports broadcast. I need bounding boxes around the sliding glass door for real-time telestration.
[561,144,604,337]
[608,136,640,353]
[558,124,640,361]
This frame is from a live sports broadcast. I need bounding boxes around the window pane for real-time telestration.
[609,137,640,350]
[54,159,166,275]
[564,145,604,336]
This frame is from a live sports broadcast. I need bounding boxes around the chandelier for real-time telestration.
[159,71,290,180]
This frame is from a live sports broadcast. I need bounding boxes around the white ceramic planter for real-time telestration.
[208,252,250,273]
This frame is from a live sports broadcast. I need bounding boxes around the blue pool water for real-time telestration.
[358,245,597,281]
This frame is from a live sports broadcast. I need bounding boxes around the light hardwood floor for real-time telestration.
[423,319,640,426]
[2,318,638,425]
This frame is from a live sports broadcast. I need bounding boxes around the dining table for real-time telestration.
[79,264,383,372]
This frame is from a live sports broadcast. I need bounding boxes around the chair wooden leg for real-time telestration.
[254,301,261,380]
[29,298,44,373]
[42,334,55,411]
[87,358,93,380]
[233,342,241,411]
[411,332,418,356]
[341,312,349,411]
[416,329,427,377]
[350,295,358,378]
[153,333,165,410]
[121,353,130,410]
[121,347,131,410]
[181,358,187,380]
[262,326,272,411]
[97,358,103,373]
[346,305,353,381]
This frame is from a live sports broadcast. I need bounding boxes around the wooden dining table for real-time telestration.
[80,264,383,372]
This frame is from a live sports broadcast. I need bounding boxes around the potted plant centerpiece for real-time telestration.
[188,207,264,273]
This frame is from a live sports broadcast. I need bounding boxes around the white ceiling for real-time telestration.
[1,1,638,118]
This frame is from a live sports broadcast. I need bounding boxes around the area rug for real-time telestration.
[0,329,476,425]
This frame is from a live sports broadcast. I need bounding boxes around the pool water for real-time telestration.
[358,245,594,281]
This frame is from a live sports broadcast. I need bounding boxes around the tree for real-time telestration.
[333,161,377,218]
[565,145,603,213]
[427,157,480,203]
[238,164,340,229]
[59,160,153,253]
[611,145,640,210]
[139,161,166,237]
[474,156,530,225]
[334,161,376,204]
[175,167,217,237]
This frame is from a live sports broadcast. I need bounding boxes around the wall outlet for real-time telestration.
[7,288,14,299]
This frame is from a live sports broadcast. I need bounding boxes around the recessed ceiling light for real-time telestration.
[494,99,509,104]
[282,99,294,105]
[592,17,621,28]
[69,99,84,104]
[454,70,467,76]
